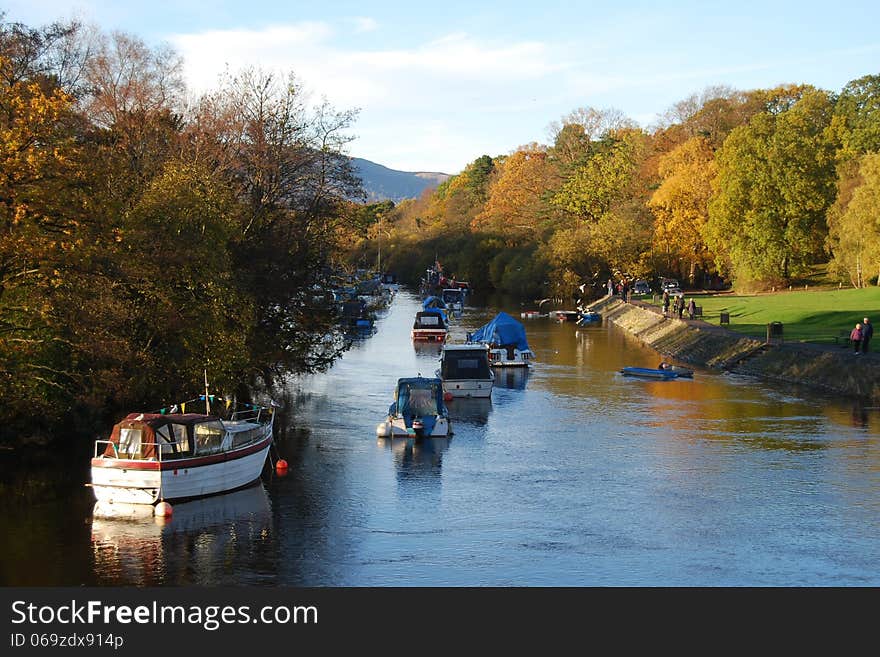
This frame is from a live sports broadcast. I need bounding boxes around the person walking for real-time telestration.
[662,290,670,317]
[686,298,696,320]
[607,278,614,296]
[850,323,863,355]
[861,317,873,353]
[676,295,684,319]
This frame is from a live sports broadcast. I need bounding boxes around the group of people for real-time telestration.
[662,290,696,320]
[607,278,630,303]
[849,317,873,354]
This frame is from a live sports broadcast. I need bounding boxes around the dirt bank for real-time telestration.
[591,296,880,403]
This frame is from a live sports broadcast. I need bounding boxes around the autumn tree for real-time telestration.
[472,145,560,244]
[648,136,717,284]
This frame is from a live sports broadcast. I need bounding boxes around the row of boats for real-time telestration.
[378,282,536,440]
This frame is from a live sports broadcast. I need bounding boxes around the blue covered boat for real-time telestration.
[376,377,451,438]
[621,366,693,380]
[468,311,535,367]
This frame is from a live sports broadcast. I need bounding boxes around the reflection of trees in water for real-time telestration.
[90,483,274,585]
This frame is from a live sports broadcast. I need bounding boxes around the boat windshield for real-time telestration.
[194,420,225,455]
[441,349,491,379]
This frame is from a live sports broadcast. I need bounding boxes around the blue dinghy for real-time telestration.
[621,366,693,380]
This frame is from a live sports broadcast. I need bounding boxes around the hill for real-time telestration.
[351,157,449,203]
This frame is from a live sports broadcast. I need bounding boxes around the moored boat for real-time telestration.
[412,309,449,342]
[91,396,275,510]
[554,310,580,322]
[376,377,452,438]
[467,311,535,367]
[436,343,494,398]
[620,366,693,380]
[441,288,465,313]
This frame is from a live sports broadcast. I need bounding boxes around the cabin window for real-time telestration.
[417,316,439,326]
[156,423,190,456]
[118,427,143,458]
[194,421,224,455]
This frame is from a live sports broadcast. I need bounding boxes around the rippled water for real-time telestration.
[3,290,879,586]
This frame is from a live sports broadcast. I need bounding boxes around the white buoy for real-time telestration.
[376,422,391,437]
[154,501,173,518]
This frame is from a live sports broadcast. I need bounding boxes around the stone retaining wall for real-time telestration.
[591,297,880,403]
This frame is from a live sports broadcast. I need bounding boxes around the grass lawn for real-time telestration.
[640,286,880,344]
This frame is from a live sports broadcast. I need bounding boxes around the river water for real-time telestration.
[2,289,879,586]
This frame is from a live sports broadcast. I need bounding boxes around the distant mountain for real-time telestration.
[351,157,450,203]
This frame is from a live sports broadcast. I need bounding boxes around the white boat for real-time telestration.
[436,343,494,398]
[468,311,535,367]
[441,288,465,313]
[411,309,448,343]
[91,396,275,509]
[376,377,452,438]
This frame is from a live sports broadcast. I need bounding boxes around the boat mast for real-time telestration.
[204,369,211,414]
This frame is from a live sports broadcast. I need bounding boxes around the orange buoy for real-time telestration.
[443,392,453,402]
[275,458,289,475]
[154,501,173,517]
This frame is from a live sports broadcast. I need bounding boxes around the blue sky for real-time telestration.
[5,1,879,174]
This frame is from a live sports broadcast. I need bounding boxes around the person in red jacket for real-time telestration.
[850,323,863,354]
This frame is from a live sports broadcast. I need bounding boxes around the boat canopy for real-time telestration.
[100,413,225,460]
[422,296,446,310]
[393,377,446,417]
[468,311,531,351]
[440,347,492,379]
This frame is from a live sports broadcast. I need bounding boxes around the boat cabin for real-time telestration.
[412,310,448,342]
[438,344,494,398]
[441,288,465,310]
[97,412,265,462]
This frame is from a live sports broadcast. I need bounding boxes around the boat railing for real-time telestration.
[93,439,170,462]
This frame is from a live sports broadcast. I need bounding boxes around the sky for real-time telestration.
[4,1,879,174]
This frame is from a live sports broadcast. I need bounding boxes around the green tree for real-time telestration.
[706,87,839,287]
[827,152,880,286]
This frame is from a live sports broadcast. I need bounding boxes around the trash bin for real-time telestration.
[767,322,783,343]
[720,312,730,325]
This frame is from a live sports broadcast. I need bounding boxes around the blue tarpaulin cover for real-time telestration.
[468,312,531,351]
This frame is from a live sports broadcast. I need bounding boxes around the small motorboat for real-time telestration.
[620,366,693,380]
[377,377,452,438]
[520,310,547,319]
[436,343,494,398]
[467,311,535,367]
[441,288,465,313]
[554,310,580,322]
[577,310,601,325]
[411,309,449,342]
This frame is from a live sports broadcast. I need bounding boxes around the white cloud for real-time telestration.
[168,22,582,170]
[350,17,379,34]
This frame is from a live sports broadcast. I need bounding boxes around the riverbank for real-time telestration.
[591,296,880,403]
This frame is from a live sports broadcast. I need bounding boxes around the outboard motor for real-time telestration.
[412,417,425,438]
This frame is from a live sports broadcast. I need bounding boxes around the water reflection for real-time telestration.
[446,397,492,426]
[492,367,531,390]
[377,436,449,499]
[90,483,273,585]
